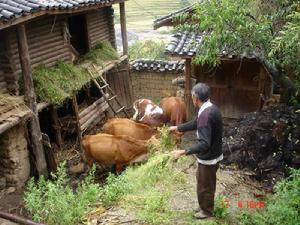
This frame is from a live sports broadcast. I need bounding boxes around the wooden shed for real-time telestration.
[0,0,132,182]
[154,7,273,120]
[164,31,272,120]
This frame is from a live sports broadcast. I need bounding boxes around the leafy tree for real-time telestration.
[129,39,170,61]
[177,0,300,101]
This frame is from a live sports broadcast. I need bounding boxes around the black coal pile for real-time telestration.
[222,105,300,183]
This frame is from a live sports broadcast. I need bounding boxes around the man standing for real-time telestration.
[169,83,223,219]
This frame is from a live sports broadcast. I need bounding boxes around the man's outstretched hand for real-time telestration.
[171,149,186,160]
[169,126,178,132]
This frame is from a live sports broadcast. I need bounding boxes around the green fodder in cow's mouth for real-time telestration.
[148,126,177,154]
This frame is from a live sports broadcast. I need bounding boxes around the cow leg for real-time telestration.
[111,164,117,174]
[86,157,94,168]
[115,163,124,175]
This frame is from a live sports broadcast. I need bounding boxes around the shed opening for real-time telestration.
[68,14,89,55]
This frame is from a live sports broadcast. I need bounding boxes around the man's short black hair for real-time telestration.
[191,83,210,102]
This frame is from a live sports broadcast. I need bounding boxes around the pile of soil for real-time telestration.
[222,105,300,183]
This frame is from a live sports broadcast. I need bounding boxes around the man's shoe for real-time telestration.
[193,209,213,219]
[193,207,200,213]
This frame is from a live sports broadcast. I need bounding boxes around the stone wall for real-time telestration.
[131,71,181,102]
[0,124,30,190]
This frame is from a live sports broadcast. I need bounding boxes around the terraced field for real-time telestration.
[114,0,197,31]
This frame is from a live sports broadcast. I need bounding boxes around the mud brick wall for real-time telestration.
[131,71,180,102]
[0,124,30,190]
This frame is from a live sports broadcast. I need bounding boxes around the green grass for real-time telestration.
[32,41,118,105]
[81,41,119,66]
[33,61,88,105]
[114,0,198,30]
[98,127,186,224]
[24,162,101,225]
[236,168,300,225]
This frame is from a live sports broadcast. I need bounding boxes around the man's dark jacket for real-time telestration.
[178,104,223,160]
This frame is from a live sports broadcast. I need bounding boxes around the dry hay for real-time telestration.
[0,94,26,115]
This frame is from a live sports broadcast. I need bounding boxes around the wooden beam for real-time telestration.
[50,106,63,148]
[16,24,48,177]
[119,2,128,55]
[0,210,45,225]
[42,133,57,173]
[184,58,194,120]
[72,94,82,151]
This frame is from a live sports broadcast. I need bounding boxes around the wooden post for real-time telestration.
[185,58,194,120]
[16,24,48,177]
[42,133,57,173]
[119,2,128,55]
[0,210,45,225]
[72,94,82,150]
[50,105,63,148]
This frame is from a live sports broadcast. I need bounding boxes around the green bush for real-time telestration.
[24,162,101,225]
[237,168,300,225]
[133,190,173,225]
[99,173,130,207]
[214,195,229,219]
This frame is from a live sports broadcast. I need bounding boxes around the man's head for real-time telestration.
[191,83,210,107]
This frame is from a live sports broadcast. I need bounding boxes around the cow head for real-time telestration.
[132,99,164,127]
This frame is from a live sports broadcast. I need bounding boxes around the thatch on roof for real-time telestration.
[32,41,119,106]
[0,94,31,134]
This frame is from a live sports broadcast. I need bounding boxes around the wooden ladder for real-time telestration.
[87,64,130,118]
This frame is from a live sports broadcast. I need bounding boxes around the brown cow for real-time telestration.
[82,134,150,173]
[103,118,183,145]
[103,118,157,140]
[160,97,187,125]
[132,99,164,127]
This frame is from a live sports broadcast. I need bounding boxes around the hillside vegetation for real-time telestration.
[114,0,197,30]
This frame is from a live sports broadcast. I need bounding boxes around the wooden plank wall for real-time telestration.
[106,64,133,109]
[194,60,272,119]
[5,16,72,94]
[86,6,116,48]
[2,7,117,95]
[0,31,7,94]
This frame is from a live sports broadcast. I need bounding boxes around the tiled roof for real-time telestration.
[165,31,256,58]
[131,59,184,73]
[153,4,194,30]
[0,0,119,22]
[165,31,203,57]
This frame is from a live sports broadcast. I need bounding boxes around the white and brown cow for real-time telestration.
[132,99,164,127]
